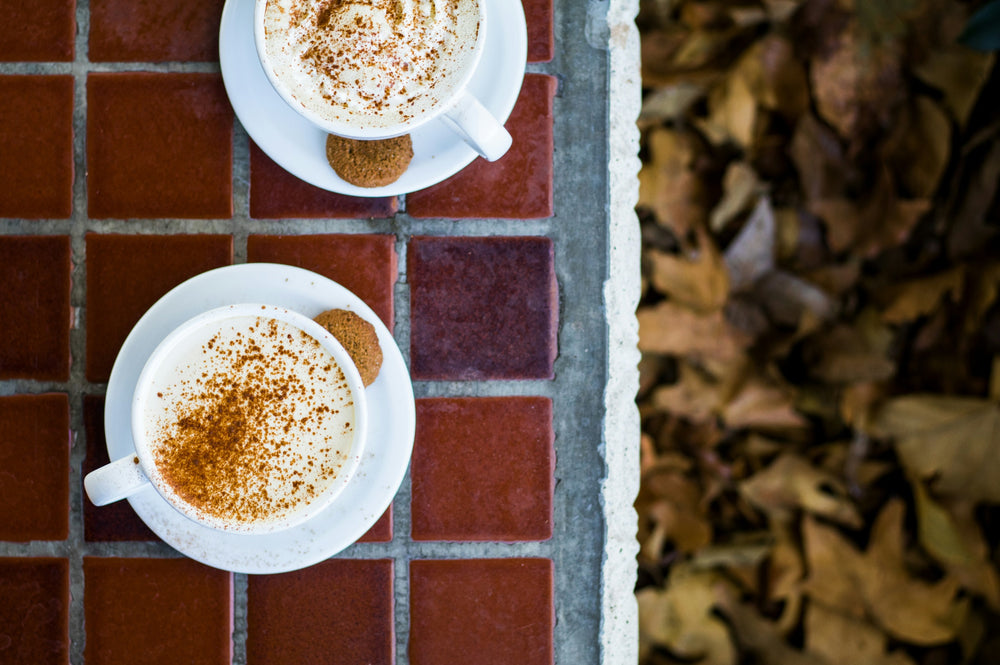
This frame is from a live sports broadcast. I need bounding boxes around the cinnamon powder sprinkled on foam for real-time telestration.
[148,316,355,527]
[263,0,480,128]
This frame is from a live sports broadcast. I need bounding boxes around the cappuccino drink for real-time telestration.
[140,314,357,529]
[262,0,481,129]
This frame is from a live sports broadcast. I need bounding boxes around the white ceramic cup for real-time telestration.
[253,0,512,162]
[83,303,369,535]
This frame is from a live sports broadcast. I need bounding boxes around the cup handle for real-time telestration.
[441,91,512,162]
[84,455,151,506]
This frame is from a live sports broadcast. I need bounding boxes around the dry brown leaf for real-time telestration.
[722,194,774,291]
[809,19,904,143]
[722,373,809,432]
[885,95,952,199]
[801,516,866,618]
[805,603,916,665]
[638,300,752,362]
[754,270,837,329]
[716,590,827,665]
[913,45,995,128]
[640,25,692,87]
[790,114,849,202]
[739,453,862,527]
[646,227,730,312]
[911,479,1000,609]
[639,82,706,128]
[802,259,861,298]
[739,34,809,118]
[802,503,969,646]
[704,64,759,149]
[651,361,720,422]
[872,394,1000,502]
[638,566,736,665]
[638,127,708,238]
[808,195,931,257]
[964,261,1000,335]
[860,500,970,645]
[881,266,965,324]
[839,381,885,432]
[805,310,896,384]
[709,161,765,233]
[766,521,805,633]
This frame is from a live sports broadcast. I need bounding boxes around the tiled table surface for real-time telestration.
[0,0,640,663]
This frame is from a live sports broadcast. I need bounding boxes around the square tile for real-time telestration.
[84,557,232,665]
[87,73,233,219]
[411,397,553,541]
[409,559,553,665]
[0,558,69,665]
[83,395,159,542]
[89,0,226,62]
[0,0,74,62]
[406,75,556,219]
[408,236,557,380]
[249,142,398,219]
[358,506,393,542]
[0,395,70,542]
[0,235,72,380]
[85,233,233,382]
[524,0,554,63]
[247,234,397,328]
[0,76,74,219]
[247,559,393,665]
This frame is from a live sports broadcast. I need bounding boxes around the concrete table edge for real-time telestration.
[599,0,641,662]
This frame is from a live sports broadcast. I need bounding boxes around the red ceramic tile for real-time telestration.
[0,236,72,380]
[249,142,398,219]
[411,397,553,541]
[358,506,393,542]
[524,0,554,63]
[0,395,70,542]
[89,0,226,62]
[85,233,233,381]
[0,76,74,218]
[87,73,233,219]
[84,557,232,665]
[82,395,159,542]
[406,75,556,219]
[409,559,553,665]
[247,559,393,665]
[0,0,74,62]
[0,558,69,665]
[408,236,557,380]
[247,234,397,328]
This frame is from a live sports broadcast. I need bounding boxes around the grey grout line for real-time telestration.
[69,3,91,663]
[394,557,410,665]
[0,62,222,74]
[232,573,249,665]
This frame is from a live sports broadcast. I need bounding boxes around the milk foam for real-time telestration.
[263,0,480,129]
[142,315,356,527]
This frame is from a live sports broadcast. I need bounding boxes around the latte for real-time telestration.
[262,0,481,129]
[140,314,357,528]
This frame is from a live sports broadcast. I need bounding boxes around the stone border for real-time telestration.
[600,0,640,662]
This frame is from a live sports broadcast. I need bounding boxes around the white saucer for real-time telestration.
[218,0,527,198]
[103,263,415,574]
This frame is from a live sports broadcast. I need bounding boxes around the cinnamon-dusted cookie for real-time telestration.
[325,133,413,188]
[313,308,383,387]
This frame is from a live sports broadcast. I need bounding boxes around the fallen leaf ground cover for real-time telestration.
[635,1,1000,663]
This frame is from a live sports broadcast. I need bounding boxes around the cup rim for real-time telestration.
[130,303,369,535]
[252,0,488,139]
